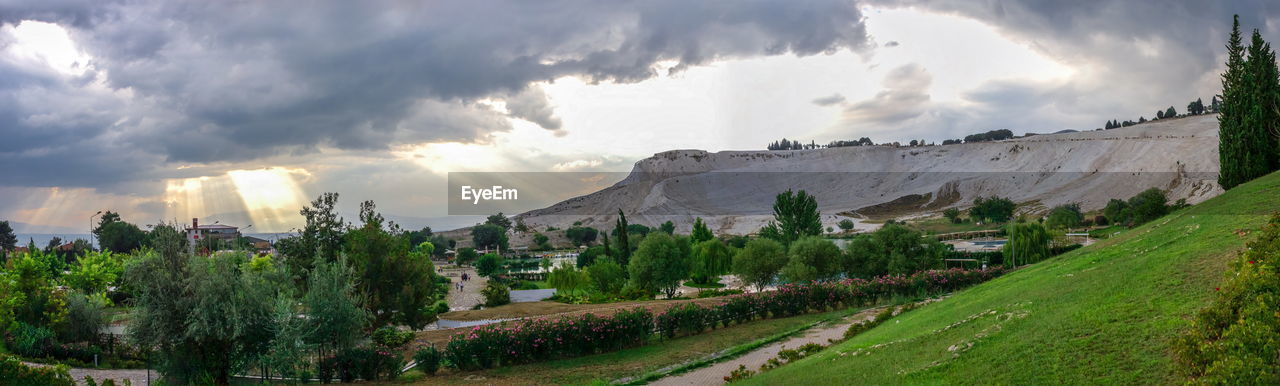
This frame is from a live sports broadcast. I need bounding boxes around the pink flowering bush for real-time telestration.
[444,267,1005,370]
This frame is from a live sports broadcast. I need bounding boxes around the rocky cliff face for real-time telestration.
[516,114,1222,235]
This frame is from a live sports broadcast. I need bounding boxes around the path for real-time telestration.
[647,306,887,385]
[25,362,151,385]
[439,266,488,311]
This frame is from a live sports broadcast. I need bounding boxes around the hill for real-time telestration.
[739,170,1280,384]
[516,115,1222,236]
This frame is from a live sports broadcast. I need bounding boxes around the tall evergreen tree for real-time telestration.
[614,210,631,266]
[1219,15,1248,189]
[1245,28,1280,175]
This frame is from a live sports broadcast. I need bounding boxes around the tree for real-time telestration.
[97,221,146,253]
[760,190,822,246]
[780,237,842,283]
[1104,199,1131,226]
[942,208,962,224]
[1219,15,1280,189]
[627,233,690,298]
[1166,106,1177,118]
[128,249,278,384]
[475,253,504,277]
[1004,223,1051,267]
[485,213,512,230]
[63,251,122,294]
[406,227,434,247]
[0,220,16,257]
[548,262,590,296]
[732,238,787,292]
[531,232,552,251]
[969,196,1015,223]
[690,217,714,243]
[345,201,440,329]
[586,259,626,295]
[564,226,598,246]
[284,193,347,287]
[1157,110,1166,119]
[614,210,632,266]
[1127,188,1170,225]
[456,248,479,264]
[659,221,676,235]
[1045,203,1084,229]
[481,282,510,307]
[689,238,732,285]
[843,224,947,277]
[303,259,369,365]
[838,219,856,231]
[471,224,508,251]
[577,245,607,268]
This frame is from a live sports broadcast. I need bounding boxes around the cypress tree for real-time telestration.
[1219,15,1247,189]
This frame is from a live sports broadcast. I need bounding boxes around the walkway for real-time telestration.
[647,306,887,385]
[440,266,488,311]
[25,362,151,385]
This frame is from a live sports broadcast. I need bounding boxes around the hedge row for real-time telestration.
[444,267,1006,370]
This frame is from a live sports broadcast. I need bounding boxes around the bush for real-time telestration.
[444,307,655,370]
[413,346,441,375]
[482,281,511,307]
[0,355,74,385]
[372,326,414,349]
[9,322,56,358]
[320,347,403,382]
[697,288,745,298]
[1174,214,1280,383]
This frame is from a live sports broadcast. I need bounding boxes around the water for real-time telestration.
[15,233,96,249]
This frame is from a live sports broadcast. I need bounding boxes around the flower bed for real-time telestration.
[443,267,1005,370]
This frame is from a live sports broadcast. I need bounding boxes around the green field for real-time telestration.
[744,172,1280,384]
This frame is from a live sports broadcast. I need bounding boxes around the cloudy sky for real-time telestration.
[2,0,1277,233]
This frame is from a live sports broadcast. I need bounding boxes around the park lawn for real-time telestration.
[909,217,1002,235]
[744,171,1280,384]
[416,307,864,385]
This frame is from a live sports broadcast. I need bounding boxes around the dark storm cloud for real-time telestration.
[0,0,872,188]
[840,63,932,126]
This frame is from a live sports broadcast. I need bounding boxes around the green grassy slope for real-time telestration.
[745,172,1280,384]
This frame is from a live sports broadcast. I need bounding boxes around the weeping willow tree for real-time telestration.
[1003,223,1051,267]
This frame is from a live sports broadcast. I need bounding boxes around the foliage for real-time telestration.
[1104,198,1131,225]
[565,226,599,246]
[457,247,479,264]
[691,217,715,243]
[0,355,74,386]
[628,233,691,298]
[371,326,414,349]
[838,219,857,230]
[690,238,733,285]
[96,221,146,254]
[9,322,56,357]
[128,248,277,385]
[1218,15,1280,190]
[1174,214,1280,383]
[345,201,440,329]
[586,259,626,295]
[1045,203,1084,229]
[1002,222,1051,267]
[63,251,123,294]
[760,190,822,246]
[472,224,509,251]
[414,346,442,375]
[780,237,842,283]
[482,281,511,307]
[1127,188,1170,225]
[969,196,1015,223]
[292,192,348,282]
[942,208,962,224]
[486,213,513,230]
[303,259,369,358]
[659,221,676,235]
[577,245,607,268]
[531,232,551,251]
[733,238,787,291]
[319,347,403,382]
[548,262,591,296]
[476,253,504,277]
[10,252,68,328]
[58,292,108,344]
[843,224,948,277]
[443,268,1003,370]
[962,129,1014,143]
[613,210,633,266]
[697,288,745,298]
[0,220,16,257]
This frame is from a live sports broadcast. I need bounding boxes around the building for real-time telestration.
[186,218,241,254]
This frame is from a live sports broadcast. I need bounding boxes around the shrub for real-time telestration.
[482,282,511,307]
[372,326,414,349]
[413,346,441,375]
[9,322,56,358]
[697,288,745,298]
[320,347,403,382]
[1174,214,1280,383]
[0,355,74,385]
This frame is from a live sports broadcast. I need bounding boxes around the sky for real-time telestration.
[2,0,1278,233]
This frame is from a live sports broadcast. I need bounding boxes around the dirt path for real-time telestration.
[440,266,487,311]
[646,306,887,385]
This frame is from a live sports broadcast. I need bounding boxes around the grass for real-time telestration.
[417,307,862,385]
[743,171,1280,384]
[909,217,1002,235]
[684,281,727,289]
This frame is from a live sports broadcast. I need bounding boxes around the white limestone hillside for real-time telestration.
[515,114,1222,235]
